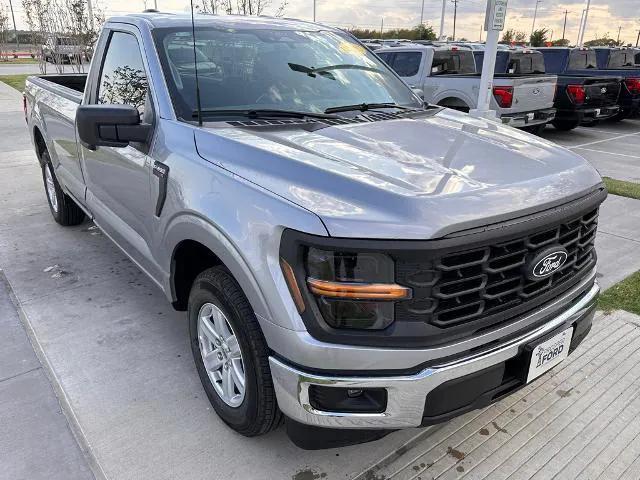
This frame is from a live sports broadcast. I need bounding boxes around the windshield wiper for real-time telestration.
[288,63,385,78]
[324,103,415,114]
[192,109,340,121]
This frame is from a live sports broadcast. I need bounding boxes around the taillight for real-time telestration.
[492,86,514,108]
[625,78,640,95]
[566,85,586,105]
[23,93,27,122]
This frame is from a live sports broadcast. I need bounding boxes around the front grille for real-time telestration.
[396,208,599,329]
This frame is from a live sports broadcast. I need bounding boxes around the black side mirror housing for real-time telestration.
[76,104,152,150]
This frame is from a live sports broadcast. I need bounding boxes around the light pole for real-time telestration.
[578,0,591,47]
[617,25,622,45]
[420,0,425,25]
[7,0,19,54]
[562,10,568,41]
[313,0,316,22]
[531,0,542,40]
[439,0,446,40]
[452,0,459,42]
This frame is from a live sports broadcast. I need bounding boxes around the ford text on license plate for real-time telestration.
[526,327,573,384]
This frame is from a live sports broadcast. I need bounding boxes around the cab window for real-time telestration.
[97,31,149,115]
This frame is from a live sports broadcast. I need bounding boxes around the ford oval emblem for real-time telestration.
[532,88,540,95]
[601,87,607,94]
[526,247,569,280]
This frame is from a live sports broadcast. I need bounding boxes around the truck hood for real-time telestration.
[195,108,603,239]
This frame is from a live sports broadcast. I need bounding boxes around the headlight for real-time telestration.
[280,238,411,331]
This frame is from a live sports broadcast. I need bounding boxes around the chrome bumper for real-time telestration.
[270,281,599,429]
[502,108,556,128]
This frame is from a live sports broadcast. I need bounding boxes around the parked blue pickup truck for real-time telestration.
[474,49,621,131]
[536,47,640,120]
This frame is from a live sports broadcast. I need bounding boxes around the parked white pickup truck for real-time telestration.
[377,44,558,133]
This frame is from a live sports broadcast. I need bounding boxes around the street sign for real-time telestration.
[484,0,508,32]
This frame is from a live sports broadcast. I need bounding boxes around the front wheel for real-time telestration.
[188,266,282,436]
[41,151,85,226]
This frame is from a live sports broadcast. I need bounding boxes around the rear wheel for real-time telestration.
[522,124,546,136]
[41,151,85,226]
[188,266,282,436]
[552,118,580,131]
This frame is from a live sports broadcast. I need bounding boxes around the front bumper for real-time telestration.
[270,280,599,430]
[501,108,556,128]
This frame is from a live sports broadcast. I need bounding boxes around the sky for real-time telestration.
[7,0,640,45]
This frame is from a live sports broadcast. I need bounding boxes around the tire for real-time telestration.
[41,151,85,226]
[582,120,600,128]
[522,124,546,135]
[188,266,282,436]
[552,118,580,131]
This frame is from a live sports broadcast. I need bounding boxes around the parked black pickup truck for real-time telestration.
[474,49,621,131]
[595,47,638,69]
[537,47,640,120]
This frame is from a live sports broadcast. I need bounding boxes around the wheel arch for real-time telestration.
[165,216,273,322]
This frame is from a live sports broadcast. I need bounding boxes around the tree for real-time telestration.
[0,4,9,62]
[350,24,436,41]
[552,38,570,47]
[584,34,622,47]
[514,31,527,43]
[501,28,515,44]
[530,28,549,47]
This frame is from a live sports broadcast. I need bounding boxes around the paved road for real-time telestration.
[2,78,640,479]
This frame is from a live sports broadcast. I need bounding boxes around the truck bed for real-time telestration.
[26,74,87,103]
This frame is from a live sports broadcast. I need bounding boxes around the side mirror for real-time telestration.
[412,88,425,101]
[77,104,152,151]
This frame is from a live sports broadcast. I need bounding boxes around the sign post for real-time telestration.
[470,0,508,120]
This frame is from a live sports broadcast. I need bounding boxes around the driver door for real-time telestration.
[80,27,160,280]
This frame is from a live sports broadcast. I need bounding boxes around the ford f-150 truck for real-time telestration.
[376,44,558,132]
[537,47,640,120]
[474,49,622,131]
[25,13,605,449]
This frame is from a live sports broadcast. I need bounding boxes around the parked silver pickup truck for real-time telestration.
[376,44,558,133]
[25,13,604,449]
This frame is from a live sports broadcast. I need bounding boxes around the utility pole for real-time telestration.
[578,0,591,47]
[451,0,459,42]
[87,0,95,29]
[420,0,425,25]
[380,18,384,39]
[313,0,316,22]
[562,10,568,41]
[439,0,446,40]
[531,0,542,40]
[7,0,19,54]
[617,25,622,45]
[637,29,640,47]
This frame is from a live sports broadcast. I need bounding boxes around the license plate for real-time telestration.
[526,327,573,384]
[527,113,535,121]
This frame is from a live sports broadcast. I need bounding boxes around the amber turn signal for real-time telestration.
[280,258,306,314]
[307,278,411,300]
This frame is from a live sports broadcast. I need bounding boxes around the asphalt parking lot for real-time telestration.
[2,77,640,480]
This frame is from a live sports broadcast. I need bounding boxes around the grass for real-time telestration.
[599,271,640,316]
[0,74,30,92]
[603,177,640,201]
[0,57,39,64]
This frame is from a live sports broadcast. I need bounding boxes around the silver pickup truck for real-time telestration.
[376,44,558,133]
[25,13,604,449]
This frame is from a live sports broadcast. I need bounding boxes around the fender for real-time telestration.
[432,89,477,110]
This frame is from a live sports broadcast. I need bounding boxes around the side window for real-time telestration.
[392,52,422,77]
[377,52,394,66]
[97,31,149,115]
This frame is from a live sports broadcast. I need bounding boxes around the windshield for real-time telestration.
[153,27,421,120]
